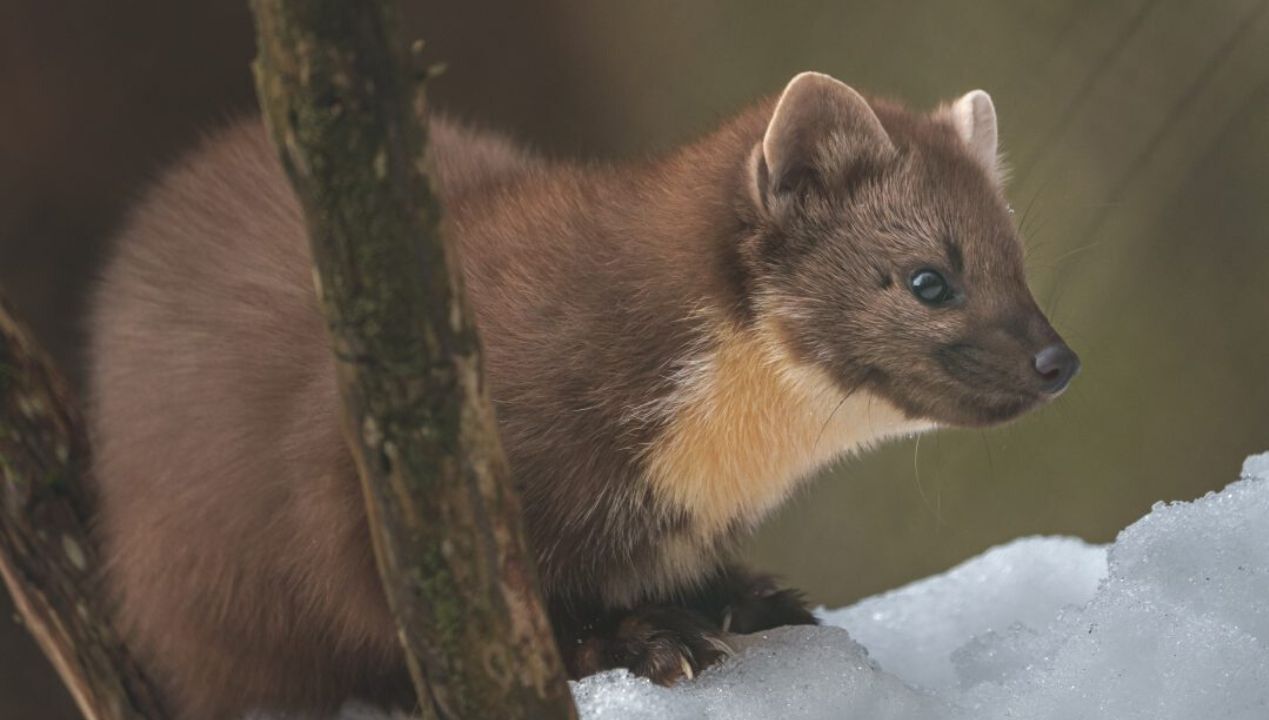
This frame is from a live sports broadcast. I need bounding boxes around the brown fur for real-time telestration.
[89,74,1074,718]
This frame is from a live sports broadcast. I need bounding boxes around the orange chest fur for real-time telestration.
[642,324,925,539]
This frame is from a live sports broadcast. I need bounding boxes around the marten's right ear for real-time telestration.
[750,72,894,210]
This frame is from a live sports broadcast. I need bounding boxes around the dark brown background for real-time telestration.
[3,1,1268,717]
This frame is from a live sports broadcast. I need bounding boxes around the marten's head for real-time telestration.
[742,72,1078,427]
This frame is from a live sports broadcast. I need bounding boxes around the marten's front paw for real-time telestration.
[720,581,817,634]
[574,606,732,685]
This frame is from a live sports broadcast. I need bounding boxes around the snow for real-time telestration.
[572,626,946,720]
[572,451,1269,720]
[820,535,1107,692]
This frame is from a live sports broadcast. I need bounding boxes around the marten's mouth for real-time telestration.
[941,367,1054,427]
[945,389,1045,427]
[861,363,1049,429]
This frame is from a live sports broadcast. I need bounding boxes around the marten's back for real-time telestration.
[88,117,536,719]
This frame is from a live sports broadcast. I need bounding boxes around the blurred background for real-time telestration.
[2,0,1267,716]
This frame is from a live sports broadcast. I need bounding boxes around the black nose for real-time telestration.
[1033,343,1080,395]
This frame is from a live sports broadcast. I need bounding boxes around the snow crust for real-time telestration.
[573,451,1269,719]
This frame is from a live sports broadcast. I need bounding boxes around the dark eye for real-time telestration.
[910,269,954,305]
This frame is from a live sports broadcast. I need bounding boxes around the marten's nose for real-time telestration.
[1033,343,1080,395]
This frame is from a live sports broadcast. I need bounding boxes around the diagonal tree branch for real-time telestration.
[0,294,169,720]
[248,2,577,719]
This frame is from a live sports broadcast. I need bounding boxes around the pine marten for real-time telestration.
[88,72,1079,719]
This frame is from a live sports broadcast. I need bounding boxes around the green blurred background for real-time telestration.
[2,1,1267,716]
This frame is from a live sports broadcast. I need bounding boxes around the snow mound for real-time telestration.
[821,535,1107,692]
[573,451,1269,719]
[573,626,946,720]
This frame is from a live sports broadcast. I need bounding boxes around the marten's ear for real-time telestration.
[751,72,893,209]
[945,90,1003,183]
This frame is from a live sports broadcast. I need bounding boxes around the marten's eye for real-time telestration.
[910,269,954,305]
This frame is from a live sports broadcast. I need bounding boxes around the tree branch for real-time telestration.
[0,294,169,720]
[248,2,577,719]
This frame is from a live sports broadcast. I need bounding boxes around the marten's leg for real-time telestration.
[555,603,732,685]
[679,563,818,634]
[554,566,814,685]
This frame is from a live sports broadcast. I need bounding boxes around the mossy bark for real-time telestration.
[0,294,169,720]
[248,2,576,719]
